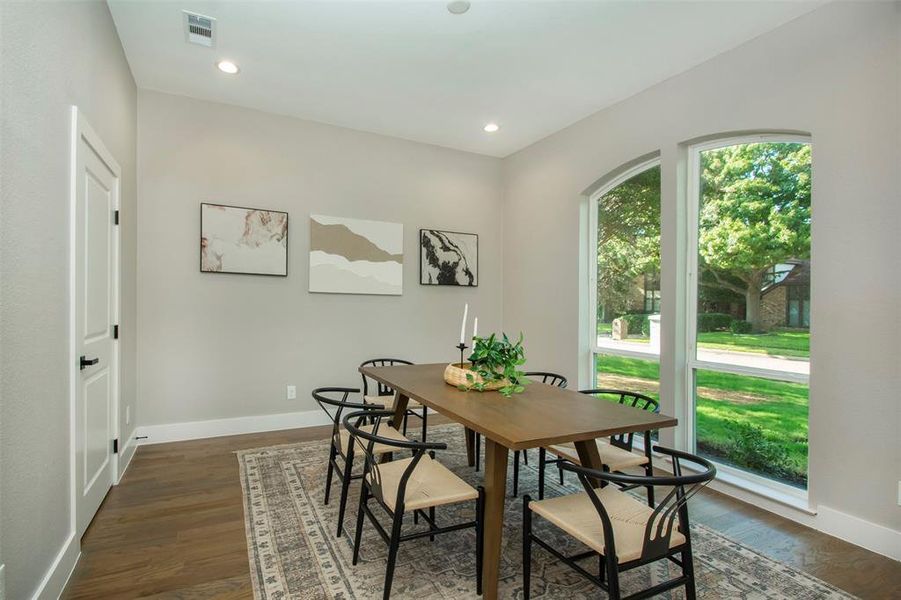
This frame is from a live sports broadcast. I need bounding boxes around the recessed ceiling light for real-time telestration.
[447,1,471,15]
[483,123,500,133]
[217,60,239,74]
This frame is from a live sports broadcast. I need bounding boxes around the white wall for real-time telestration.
[136,90,503,430]
[502,0,900,541]
[0,2,137,598]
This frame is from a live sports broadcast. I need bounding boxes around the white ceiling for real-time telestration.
[109,1,820,157]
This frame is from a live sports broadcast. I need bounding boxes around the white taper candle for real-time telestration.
[473,317,478,339]
[460,303,468,344]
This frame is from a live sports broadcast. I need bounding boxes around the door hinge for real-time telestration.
[113,438,119,454]
[113,324,119,339]
[114,210,120,225]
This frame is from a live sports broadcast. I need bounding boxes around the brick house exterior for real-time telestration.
[759,260,810,330]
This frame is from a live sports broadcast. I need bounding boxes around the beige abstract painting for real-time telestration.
[309,214,403,295]
[201,203,288,276]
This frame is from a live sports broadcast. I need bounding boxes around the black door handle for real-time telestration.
[80,355,99,370]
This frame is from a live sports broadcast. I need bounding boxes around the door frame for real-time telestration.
[69,106,122,536]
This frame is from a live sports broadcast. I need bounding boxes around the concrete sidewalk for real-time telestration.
[597,337,809,377]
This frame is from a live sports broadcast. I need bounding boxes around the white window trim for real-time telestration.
[684,133,812,501]
[588,156,662,376]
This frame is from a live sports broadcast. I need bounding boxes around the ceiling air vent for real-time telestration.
[183,11,216,48]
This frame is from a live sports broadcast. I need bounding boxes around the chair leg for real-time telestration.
[474,433,481,471]
[537,448,546,500]
[682,545,697,600]
[336,450,354,537]
[606,557,621,600]
[352,485,369,565]
[324,444,336,505]
[512,450,520,497]
[383,509,405,600]
[522,495,532,600]
[476,487,484,596]
[429,506,436,542]
[522,449,528,465]
[421,408,428,443]
[645,462,655,507]
[402,413,408,436]
[558,464,564,486]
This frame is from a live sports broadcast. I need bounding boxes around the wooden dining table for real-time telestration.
[359,362,678,600]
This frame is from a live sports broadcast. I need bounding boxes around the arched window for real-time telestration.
[589,157,661,404]
[687,134,811,492]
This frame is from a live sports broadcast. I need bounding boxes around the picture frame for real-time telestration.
[200,203,289,276]
[419,229,478,287]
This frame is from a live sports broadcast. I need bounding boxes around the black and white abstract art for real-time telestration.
[419,229,478,287]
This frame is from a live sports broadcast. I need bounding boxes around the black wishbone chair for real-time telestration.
[361,358,429,442]
[538,389,659,504]
[523,447,716,600]
[345,409,485,600]
[473,371,568,498]
[313,387,412,538]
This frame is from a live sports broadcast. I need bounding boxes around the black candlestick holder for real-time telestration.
[456,343,469,368]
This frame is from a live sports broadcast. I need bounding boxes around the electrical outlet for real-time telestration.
[286,385,297,400]
[126,405,131,425]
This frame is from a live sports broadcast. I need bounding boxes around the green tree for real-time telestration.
[699,143,811,331]
[597,166,660,320]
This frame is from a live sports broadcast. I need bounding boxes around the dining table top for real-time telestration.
[359,362,678,451]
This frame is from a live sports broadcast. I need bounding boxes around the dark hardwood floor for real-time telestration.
[63,417,899,599]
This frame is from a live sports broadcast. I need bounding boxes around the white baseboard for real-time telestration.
[30,532,80,600]
[815,504,901,561]
[116,431,138,483]
[134,409,333,446]
[649,450,900,561]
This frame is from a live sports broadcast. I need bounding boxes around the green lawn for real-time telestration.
[595,354,808,488]
[697,329,809,358]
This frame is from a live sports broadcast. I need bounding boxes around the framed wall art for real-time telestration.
[200,203,288,276]
[309,214,403,295]
[420,229,478,287]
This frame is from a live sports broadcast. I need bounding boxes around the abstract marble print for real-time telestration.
[420,229,478,286]
[200,203,288,276]
[309,214,403,295]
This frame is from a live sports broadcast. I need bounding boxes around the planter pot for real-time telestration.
[444,362,508,391]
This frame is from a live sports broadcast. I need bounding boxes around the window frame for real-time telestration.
[588,156,663,373]
[685,133,812,499]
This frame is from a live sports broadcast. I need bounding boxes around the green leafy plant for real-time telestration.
[729,319,753,334]
[462,333,527,397]
[721,420,793,479]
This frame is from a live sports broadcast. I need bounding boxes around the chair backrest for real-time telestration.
[524,371,568,388]
[560,446,715,564]
[360,358,415,397]
[342,409,446,512]
[312,387,380,454]
[579,389,659,450]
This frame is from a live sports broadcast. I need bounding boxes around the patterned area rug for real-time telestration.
[237,425,854,599]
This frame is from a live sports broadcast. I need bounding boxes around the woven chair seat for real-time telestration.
[337,424,410,457]
[369,455,478,512]
[364,394,423,411]
[529,487,686,563]
[547,439,648,471]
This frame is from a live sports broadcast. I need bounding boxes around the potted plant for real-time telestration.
[444,333,527,397]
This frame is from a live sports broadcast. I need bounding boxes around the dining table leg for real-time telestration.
[573,439,605,485]
[389,391,409,429]
[481,438,509,600]
[464,427,476,467]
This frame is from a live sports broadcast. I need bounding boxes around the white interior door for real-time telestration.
[73,108,120,537]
